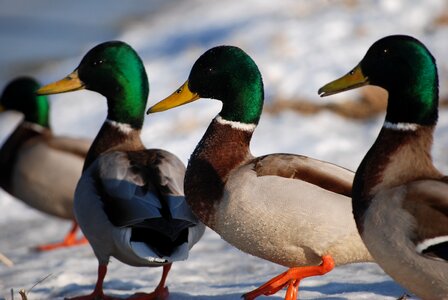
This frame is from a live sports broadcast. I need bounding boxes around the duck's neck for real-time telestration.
[83,119,144,171]
[184,115,255,225]
[26,95,51,128]
[352,123,441,231]
[385,89,438,126]
[105,91,146,129]
[219,91,263,125]
[21,121,49,133]
[189,115,255,179]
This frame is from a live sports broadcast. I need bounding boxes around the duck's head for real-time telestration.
[318,35,438,126]
[147,45,264,125]
[1,77,50,128]
[38,41,149,129]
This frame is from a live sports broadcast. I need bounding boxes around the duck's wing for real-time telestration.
[47,136,91,158]
[253,154,354,197]
[0,124,43,191]
[403,179,448,262]
[0,126,83,219]
[96,150,198,241]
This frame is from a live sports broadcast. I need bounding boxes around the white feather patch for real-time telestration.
[416,236,448,254]
[215,115,256,132]
[106,119,133,134]
[383,121,419,131]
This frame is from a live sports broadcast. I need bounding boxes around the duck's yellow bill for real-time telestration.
[37,70,85,95]
[147,81,199,114]
[318,64,369,97]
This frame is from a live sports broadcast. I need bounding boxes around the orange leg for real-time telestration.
[242,255,335,300]
[128,263,171,300]
[67,264,121,300]
[285,279,300,300]
[36,221,88,251]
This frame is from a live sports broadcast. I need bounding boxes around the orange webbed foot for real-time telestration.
[242,255,335,300]
[126,287,169,300]
[124,263,171,300]
[36,236,88,251]
[66,263,172,300]
[65,292,121,300]
[65,264,113,300]
[36,222,87,252]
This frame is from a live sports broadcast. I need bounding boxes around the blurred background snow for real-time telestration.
[1,0,448,299]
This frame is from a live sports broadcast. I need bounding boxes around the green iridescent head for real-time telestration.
[1,77,50,128]
[38,41,149,129]
[148,46,264,125]
[319,35,439,125]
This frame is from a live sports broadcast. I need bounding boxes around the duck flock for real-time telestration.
[1,1,448,300]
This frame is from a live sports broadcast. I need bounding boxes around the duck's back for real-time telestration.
[75,149,204,266]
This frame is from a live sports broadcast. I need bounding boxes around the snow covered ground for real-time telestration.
[1,0,448,299]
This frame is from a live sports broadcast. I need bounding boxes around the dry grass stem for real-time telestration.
[0,252,13,267]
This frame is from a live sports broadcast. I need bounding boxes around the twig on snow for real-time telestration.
[0,251,13,267]
[14,273,53,300]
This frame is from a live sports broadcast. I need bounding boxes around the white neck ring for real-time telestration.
[383,121,419,131]
[106,119,133,134]
[215,115,256,132]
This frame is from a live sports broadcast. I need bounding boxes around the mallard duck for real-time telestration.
[318,35,448,299]
[0,77,89,251]
[147,46,372,300]
[37,41,205,300]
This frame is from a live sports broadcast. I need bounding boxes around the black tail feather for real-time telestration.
[130,219,191,257]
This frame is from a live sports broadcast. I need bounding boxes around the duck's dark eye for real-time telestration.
[176,88,182,94]
[349,70,355,75]
[382,48,389,55]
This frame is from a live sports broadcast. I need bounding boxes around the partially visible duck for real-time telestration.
[319,35,448,299]
[147,45,372,300]
[0,77,89,251]
[38,41,205,300]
